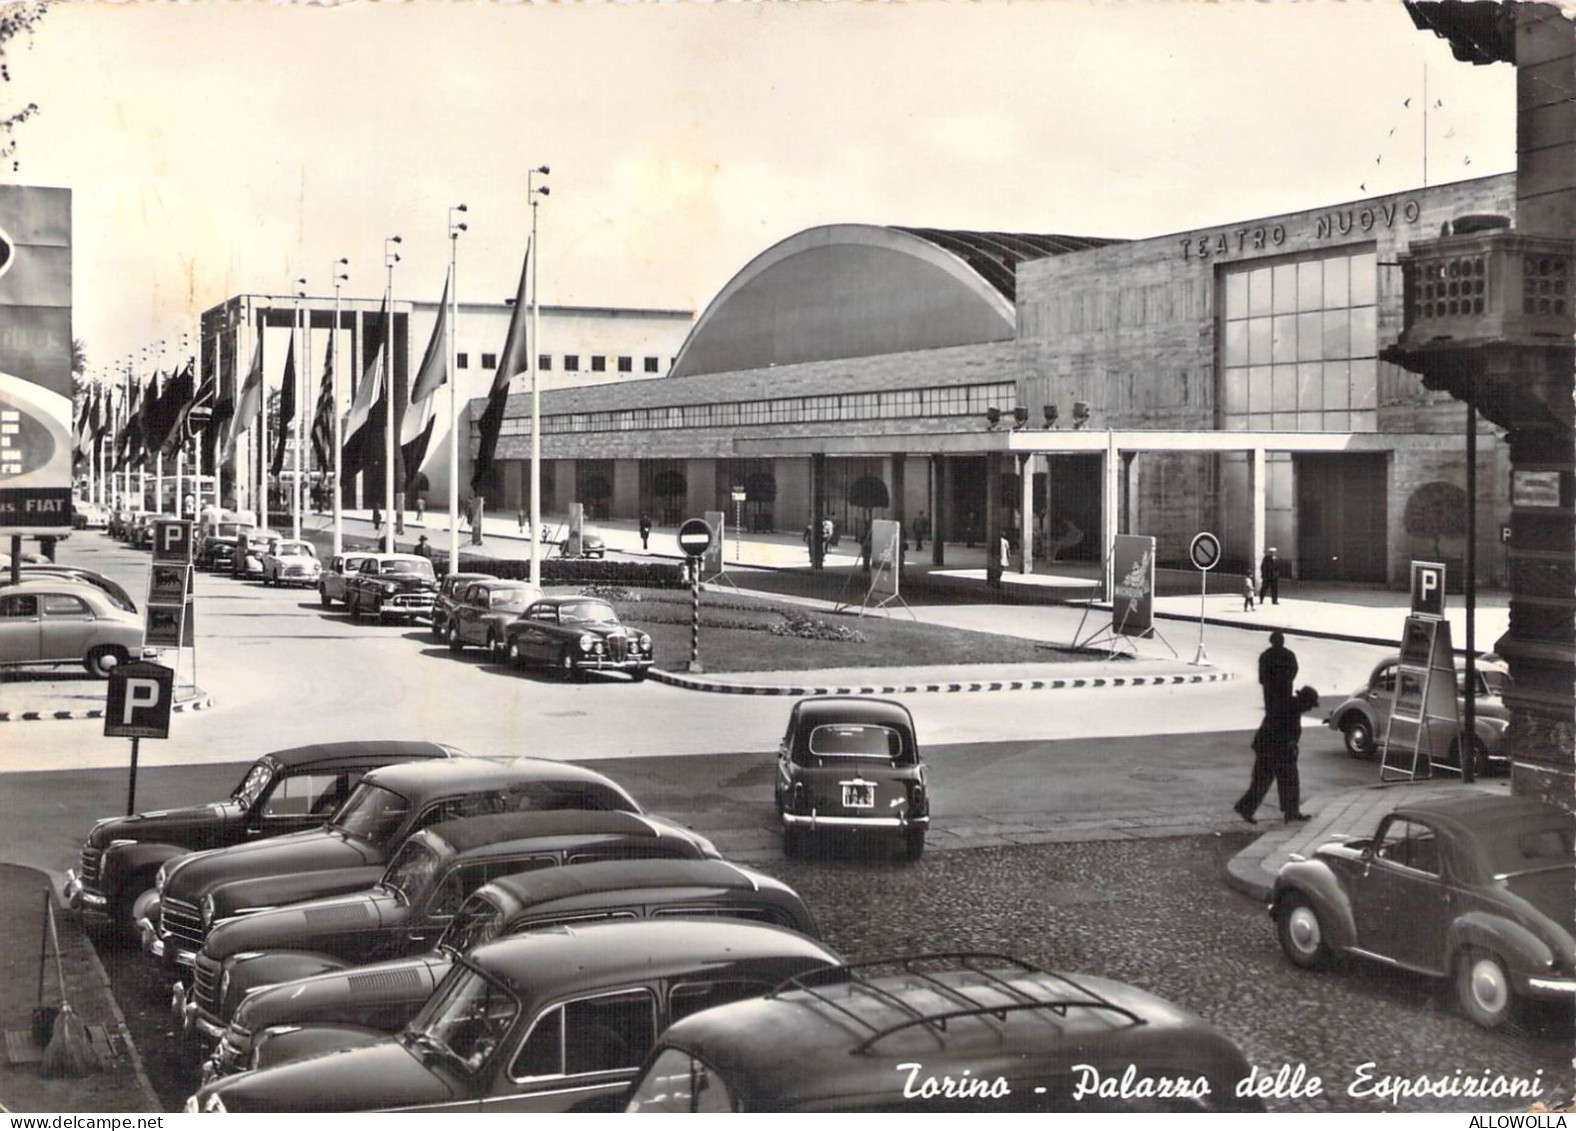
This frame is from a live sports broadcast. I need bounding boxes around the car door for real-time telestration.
[458,586,487,646]
[1349,816,1449,973]
[0,593,42,663]
[247,771,354,837]
[479,987,659,1111]
[40,592,97,661]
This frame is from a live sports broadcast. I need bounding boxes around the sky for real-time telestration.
[3,0,1527,376]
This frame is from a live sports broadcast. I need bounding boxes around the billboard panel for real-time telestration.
[1112,534,1155,636]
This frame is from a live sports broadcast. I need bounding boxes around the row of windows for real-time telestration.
[493,382,1017,438]
[457,353,668,375]
[1222,360,1379,417]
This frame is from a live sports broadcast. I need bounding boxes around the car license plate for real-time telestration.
[841,782,875,809]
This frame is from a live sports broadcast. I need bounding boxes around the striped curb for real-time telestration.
[0,692,215,724]
[647,668,1234,697]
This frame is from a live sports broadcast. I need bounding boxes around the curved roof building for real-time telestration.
[668,224,1117,378]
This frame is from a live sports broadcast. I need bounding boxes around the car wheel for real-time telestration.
[782,826,806,859]
[319,587,332,608]
[1340,714,1377,759]
[1456,947,1514,1029]
[84,645,128,679]
[348,593,362,621]
[448,623,464,653]
[1275,892,1333,970]
[487,631,504,660]
[904,829,926,861]
[507,637,525,670]
[1448,735,1494,778]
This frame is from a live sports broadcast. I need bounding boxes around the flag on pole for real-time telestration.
[114,382,141,472]
[399,271,449,483]
[471,244,530,492]
[310,332,336,471]
[222,336,263,463]
[271,337,297,476]
[132,374,158,467]
[342,318,386,478]
[154,362,196,457]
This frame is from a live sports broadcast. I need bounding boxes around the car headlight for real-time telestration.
[156,864,169,893]
[183,1095,202,1114]
[219,968,231,1003]
[578,634,596,652]
[638,633,651,651]
[204,1093,227,1114]
[201,895,216,928]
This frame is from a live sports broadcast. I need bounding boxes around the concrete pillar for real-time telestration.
[810,452,826,570]
[985,455,1002,588]
[931,454,946,567]
[1102,433,1120,602]
[890,453,907,579]
[1251,446,1268,590]
[1018,454,1034,574]
[612,459,639,518]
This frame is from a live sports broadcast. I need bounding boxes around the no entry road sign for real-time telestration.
[677,517,712,558]
[1189,532,1222,572]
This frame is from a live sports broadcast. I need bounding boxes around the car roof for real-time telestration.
[655,955,1234,1108]
[0,577,116,602]
[361,756,637,806]
[529,594,613,607]
[1393,795,1572,834]
[468,919,837,992]
[419,810,680,855]
[486,859,782,906]
[265,740,459,771]
[476,579,534,591]
[446,572,495,583]
[364,553,428,565]
[790,696,915,728]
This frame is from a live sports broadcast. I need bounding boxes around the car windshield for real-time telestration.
[278,542,315,558]
[806,723,910,764]
[559,601,617,624]
[382,841,442,904]
[383,558,436,578]
[404,962,518,1075]
[329,782,414,843]
[490,589,535,614]
[231,762,275,810]
[437,895,507,954]
[1478,821,1575,877]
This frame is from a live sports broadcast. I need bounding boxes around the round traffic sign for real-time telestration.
[1189,532,1222,571]
[676,517,713,557]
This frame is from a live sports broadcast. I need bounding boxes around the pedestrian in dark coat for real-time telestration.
[1258,629,1298,713]
[1258,547,1282,605]
[1235,685,1320,824]
[639,513,652,550]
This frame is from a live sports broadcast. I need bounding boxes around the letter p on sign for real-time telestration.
[123,678,160,724]
[1410,561,1446,620]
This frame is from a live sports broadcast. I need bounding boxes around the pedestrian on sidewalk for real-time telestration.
[415,497,425,524]
[1258,547,1282,605]
[1258,629,1297,713]
[1235,684,1320,824]
[518,508,526,533]
[639,513,652,550]
[413,535,432,560]
[372,506,383,532]
[1242,572,1257,612]
[912,511,929,551]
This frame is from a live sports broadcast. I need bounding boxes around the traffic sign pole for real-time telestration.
[675,518,714,674]
[1187,532,1221,667]
[125,736,140,816]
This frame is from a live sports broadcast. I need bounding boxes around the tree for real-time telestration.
[0,3,46,168]
[1404,481,1468,557]
[848,475,889,538]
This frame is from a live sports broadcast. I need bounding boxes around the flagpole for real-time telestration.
[384,236,401,554]
[331,259,348,557]
[292,279,305,541]
[448,205,467,574]
[257,297,269,532]
[528,167,549,590]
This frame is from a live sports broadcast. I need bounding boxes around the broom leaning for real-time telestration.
[39,895,102,1078]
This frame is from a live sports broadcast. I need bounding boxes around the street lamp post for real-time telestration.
[330,258,349,557]
[448,204,467,574]
[384,236,402,554]
[528,166,549,590]
[292,277,306,541]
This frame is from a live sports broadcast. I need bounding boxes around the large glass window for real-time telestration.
[1220,248,1379,432]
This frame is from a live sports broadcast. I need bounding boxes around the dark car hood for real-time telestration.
[204,889,403,961]
[89,804,241,849]
[234,954,453,1034]
[204,1038,456,1112]
[581,623,639,640]
[165,829,376,900]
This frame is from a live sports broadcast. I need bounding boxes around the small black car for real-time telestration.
[626,953,1263,1112]
[503,596,653,682]
[775,697,929,860]
[66,741,460,928]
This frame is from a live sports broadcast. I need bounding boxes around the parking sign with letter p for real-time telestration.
[104,661,175,739]
[1410,560,1446,620]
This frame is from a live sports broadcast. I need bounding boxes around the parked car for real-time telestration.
[502,596,652,682]
[109,509,145,541]
[132,512,176,550]
[260,539,322,588]
[4,565,136,612]
[65,740,461,929]
[559,528,606,559]
[235,530,282,579]
[446,579,542,659]
[344,553,439,623]
[1324,655,1510,775]
[184,810,722,1038]
[197,510,257,570]
[775,696,929,860]
[204,859,818,1080]
[1270,795,1575,1029]
[185,919,842,1113]
[318,551,377,608]
[144,757,642,972]
[72,502,109,530]
[429,571,496,642]
[626,952,1262,1112]
[0,580,148,678]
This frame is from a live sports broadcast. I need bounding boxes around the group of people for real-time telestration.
[1235,629,1318,824]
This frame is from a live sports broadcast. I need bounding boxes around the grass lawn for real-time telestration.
[565,585,1100,674]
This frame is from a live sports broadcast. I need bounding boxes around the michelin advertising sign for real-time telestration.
[0,185,73,535]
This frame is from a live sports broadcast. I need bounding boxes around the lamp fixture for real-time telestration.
[1012,406,1029,428]
[985,406,1001,430]
[1043,404,1059,428]
[1072,400,1091,429]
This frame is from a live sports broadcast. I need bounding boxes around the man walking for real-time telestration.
[1237,631,1311,824]
[639,513,652,551]
[1258,546,1282,605]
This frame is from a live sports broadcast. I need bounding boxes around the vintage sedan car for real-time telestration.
[775,697,929,860]
[147,757,642,972]
[344,553,439,623]
[5,565,137,612]
[502,596,652,682]
[198,511,257,571]
[72,503,109,530]
[131,512,176,550]
[185,919,842,1113]
[429,571,495,641]
[205,859,818,1079]
[0,580,148,678]
[446,580,542,658]
[185,810,722,1038]
[234,530,282,579]
[559,528,606,558]
[318,551,377,608]
[260,539,322,588]
[626,952,1262,1112]
[66,741,460,929]
[110,509,147,541]
[1325,655,1510,775]
[1270,795,1575,1029]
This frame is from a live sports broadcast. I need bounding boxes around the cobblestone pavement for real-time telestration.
[92,832,1570,1114]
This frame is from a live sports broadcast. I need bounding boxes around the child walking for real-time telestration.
[1242,572,1257,612]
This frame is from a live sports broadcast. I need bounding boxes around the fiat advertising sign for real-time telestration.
[0,185,73,535]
